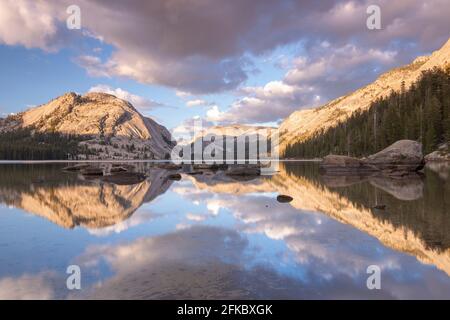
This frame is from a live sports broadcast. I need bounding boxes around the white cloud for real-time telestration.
[77,55,112,78]
[0,272,58,300]
[208,82,316,124]
[2,0,449,96]
[171,116,214,141]
[186,99,208,107]
[205,105,225,122]
[2,0,450,123]
[0,0,64,51]
[285,44,397,85]
[212,44,398,124]
[176,90,191,98]
[186,213,207,222]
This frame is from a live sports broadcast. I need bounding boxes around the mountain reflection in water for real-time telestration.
[0,162,449,299]
[0,164,172,229]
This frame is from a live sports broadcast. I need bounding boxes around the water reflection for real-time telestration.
[192,163,450,276]
[0,162,449,299]
[0,164,172,229]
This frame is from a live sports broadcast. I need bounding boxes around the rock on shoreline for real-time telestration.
[319,155,378,174]
[425,143,450,162]
[320,140,424,176]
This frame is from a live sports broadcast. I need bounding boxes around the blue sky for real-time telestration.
[0,0,449,134]
[0,38,292,129]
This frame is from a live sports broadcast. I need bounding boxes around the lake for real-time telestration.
[0,161,449,299]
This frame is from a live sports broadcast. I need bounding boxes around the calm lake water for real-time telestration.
[0,161,449,299]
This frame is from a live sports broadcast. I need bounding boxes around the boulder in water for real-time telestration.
[320,155,378,174]
[277,195,293,203]
[366,140,424,173]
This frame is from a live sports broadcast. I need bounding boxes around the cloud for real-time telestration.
[0,0,63,51]
[171,116,214,141]
[169,176,450,299]
[87,209,163,237]
[0,272,61,300]
[186,99,209,107]
[207,81,317,124]
[212,44,398,124]
[284,43,398,96]
[186,213,207,222]
[175,90,192,98]
[205,105,226,122]
[73,0,449,95]
[88,84,165,112]
[2,0,450,100]
[77,55,112,78]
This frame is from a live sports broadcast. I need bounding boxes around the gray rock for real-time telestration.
[320,155,378,174]
[193,163,228,171]
[226,164,261,176]
[366,140,424,172]
[156,162,182,170]
[167,173,182,181]
[81,167,104,176]
[110,166,128,173]
[320,140,424,176]
[425,143,450,162]
[187,171,203,175]
[277,195,293,203]
[62,164,90,172]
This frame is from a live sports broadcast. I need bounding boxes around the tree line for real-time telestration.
[283,66,450,158]
[0,128,82,160]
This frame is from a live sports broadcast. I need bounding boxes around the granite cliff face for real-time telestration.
[0,92,174,159]
[279,38,450,154]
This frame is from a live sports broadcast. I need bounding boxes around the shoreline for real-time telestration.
[0,159,324,164]
[1,159,449,165]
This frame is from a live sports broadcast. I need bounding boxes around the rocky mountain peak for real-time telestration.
[0,92,175,160]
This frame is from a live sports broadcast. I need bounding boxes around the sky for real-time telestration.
[0,0,449,137]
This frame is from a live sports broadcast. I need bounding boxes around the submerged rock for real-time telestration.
[62,164,90,172]
[226,164,261,176]
[182,164,194,173]
[110,166,128,173]
[167,173,182,181]
[187,171,203,175]
[193,163,228,171]
[193,164,215,170]
[156,162,182,170]
[100,172,147,185]
[277,195,293,203]
[81,167,104,176]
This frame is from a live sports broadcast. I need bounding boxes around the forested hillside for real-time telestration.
[0,128,83,160]
[283,66,450,158]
